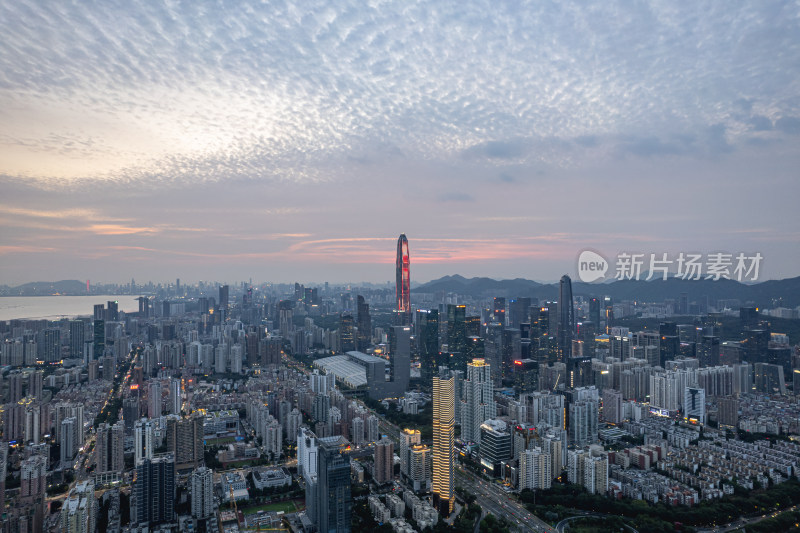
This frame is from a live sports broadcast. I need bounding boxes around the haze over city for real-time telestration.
[2,1,800,285]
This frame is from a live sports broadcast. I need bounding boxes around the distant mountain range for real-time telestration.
[0,280,89,296]
[415,274,800,308]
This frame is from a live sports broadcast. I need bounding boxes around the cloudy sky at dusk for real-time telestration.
[1,1,799,285]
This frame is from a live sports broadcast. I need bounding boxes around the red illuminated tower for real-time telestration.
[396,234,411,325]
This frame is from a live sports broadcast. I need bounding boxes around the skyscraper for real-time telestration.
[339,313,355,352]
[315,437,352,533]
[356,295,371,351]
[416,309,439,385]
[432,369,455,515]
[69,320,86,360]
[396,234,411,325]
[461,359,495,444]
[219,284,229,315]
[389,325,411,395]
[557,275,575,361]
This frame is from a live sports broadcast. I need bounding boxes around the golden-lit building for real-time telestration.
[432,371,455,515]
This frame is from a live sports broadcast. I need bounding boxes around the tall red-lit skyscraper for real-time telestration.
[396,234,411,325]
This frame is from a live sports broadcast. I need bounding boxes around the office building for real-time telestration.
[315,437,352,533]
[356,295,371,351]
[557,275,574,361]
[432,370,455,515]
[416,309,440,385]
[69,320,86,360]
[396,234,411,326]
[683,387,705,424]
[479,419,512,476]
[339,313,355,352]
[461,358,495,444]
[389,325,412,395]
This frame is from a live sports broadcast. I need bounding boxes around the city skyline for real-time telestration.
[1,1,799,285]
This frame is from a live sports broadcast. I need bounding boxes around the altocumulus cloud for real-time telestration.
[0,1,798,188]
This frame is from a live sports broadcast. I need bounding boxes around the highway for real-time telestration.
[455,466,555,533]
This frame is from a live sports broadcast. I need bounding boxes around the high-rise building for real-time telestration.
[408,444,433,493]
[493,297,506,326]
[356,295,371,351]
[568,400,598,448]
[374,436,394,484]
[315,437,352,533]
[479,419,512,476]
[416,309,440,385]
[95,421,124,474]
[683,387,706,424]
[169,378,181,415]
[123,396,139,434]
[389,325,411,395]
[107,300,119,321]
[69,320,86,360]
[461,359,495,444]
[339,313,355,352]
[432,370,455,515]
[602,389,623,425]
[446,304,467,359]
[190,467,214,519]
[93,319,105,359]
[134,419,154,464]
[792,352,800,397]
[165,414,204,471]
[134,455,175,527]
[400,428,422,479]
[396,234,411,326]
[557,275,574,361]
[219,285,230,316]
[61,480,97,533]
[147,381,162,418]
[60,417,78,465]
[717,396,739,428]
[27,370,43,401]
[519,448,551,490]
[40,327,61,363]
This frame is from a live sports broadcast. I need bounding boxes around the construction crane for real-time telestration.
[230,483,242,529]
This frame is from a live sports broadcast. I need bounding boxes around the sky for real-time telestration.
[1,1,799,285]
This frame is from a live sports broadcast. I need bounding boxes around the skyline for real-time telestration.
[2,1,799,285]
